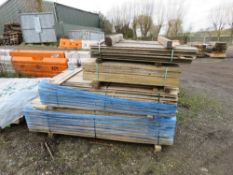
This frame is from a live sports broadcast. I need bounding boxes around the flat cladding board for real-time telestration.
[68,30,104,41]
[20,13,55,29]
[22,30,41,43]
[22,29,57,43]
[40,29,57,42]
[20,12,57,43]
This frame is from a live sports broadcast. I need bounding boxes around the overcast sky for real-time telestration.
[0,0,232,31]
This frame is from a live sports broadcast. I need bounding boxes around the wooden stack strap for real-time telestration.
[162,67,169,87]
[98,41,101,54]
[96,63,99,80]
[170,50,174,63]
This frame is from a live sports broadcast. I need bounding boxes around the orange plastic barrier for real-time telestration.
[10,50,65,59]
[11,50,68,77]
[59,38,82,49]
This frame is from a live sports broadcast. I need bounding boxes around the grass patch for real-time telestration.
[177,89,222,122]
[0,72,35,78]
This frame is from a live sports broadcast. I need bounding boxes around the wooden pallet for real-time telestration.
[30,129,162,153]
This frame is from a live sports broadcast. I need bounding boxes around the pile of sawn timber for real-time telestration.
[91,36,197,64]
[189,41,227,58]
[205,42,227,58]
[24,35,197,148]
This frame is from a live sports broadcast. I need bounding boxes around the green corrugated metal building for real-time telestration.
[0,0,100,36]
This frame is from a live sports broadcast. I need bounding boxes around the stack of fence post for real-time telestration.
[24,34,197,150]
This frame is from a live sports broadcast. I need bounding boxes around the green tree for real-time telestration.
[99,13,112,34]
[36,0,43,12]
[135,15,153,38]
[166,19,183,39]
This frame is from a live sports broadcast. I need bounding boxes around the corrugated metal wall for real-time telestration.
[0,0,54,35]
[54,3,100,28]
[0,0,101,38]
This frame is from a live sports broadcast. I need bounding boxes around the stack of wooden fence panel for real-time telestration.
[24,35,197,150]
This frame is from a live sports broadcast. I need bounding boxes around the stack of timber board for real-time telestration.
[83,58,181,88]
[91,40,197,64]
[24,69,177,146]
[25,98,176,146]
[51,69,179,104]
[189,42,207,58]
[206,42,227,58]
[24,69,177,148]
[24,36,197,149]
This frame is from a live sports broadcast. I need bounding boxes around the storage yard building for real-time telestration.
[0,0,100,36]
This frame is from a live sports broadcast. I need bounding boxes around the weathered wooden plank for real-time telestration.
[50,68,82,85]
[83,72,180,88]
[32,98,146,118]
[205,52,226,58]
[105,34,124,46]
[158,36,173,49]
[84,58,180,77]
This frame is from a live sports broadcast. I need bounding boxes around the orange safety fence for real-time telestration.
[10,50,68,77]
[59,38,82,49]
